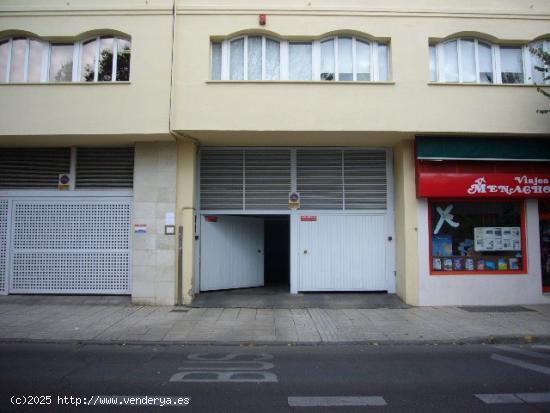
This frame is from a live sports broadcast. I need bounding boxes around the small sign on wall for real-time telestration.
[134,224,147,234]
[165,212,175,226]
[288,192,301,209]
[58,173,71,191]
[301,215,318,222]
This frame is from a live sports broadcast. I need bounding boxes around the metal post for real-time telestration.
[177,225,183,306]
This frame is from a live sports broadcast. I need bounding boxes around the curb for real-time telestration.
[2,335,550,347]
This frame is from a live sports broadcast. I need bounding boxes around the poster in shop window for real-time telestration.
[474,227,521,252]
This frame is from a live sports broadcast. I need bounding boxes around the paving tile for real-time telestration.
[0,297,549,344]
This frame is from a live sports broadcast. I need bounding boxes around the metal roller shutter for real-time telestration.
[76,147,134,188]
[244,150,291,210]
[0,148,70,188]
[200,149,292,211]
[200,150,244,210]
[343,150,387,210]
[296,150,343,210]
[200,148,387,211]
[296,149,387,210]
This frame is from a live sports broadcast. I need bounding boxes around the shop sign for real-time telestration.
[418,173,550,198]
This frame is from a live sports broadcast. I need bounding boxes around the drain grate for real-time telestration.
[458,306,535,313]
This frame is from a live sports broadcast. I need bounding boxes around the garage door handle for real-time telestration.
[257,249,262,253]
[303,250,308,254]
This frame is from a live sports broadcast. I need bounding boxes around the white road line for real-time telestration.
[496,345,550,361]
[288,396,386,407]
[476,392,550,404]
[516,392,550,403]
[170,371,278,382]
[178,361,275,370]
[475,394,523,404]
[491,353,550,375]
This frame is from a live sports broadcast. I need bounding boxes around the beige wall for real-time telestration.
[178,0,550,14]
[132,142,178,306]
[0,2,173,137]
[393,139,419,305]
[2,1,548,139]
[173,3,550,138]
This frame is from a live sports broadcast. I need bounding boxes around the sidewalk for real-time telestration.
[1,296,550,345]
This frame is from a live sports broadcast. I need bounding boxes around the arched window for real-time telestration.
[428,37,543,85]
[212,34,390,82]
[430,38,496,83]
[0,34,131,83]
[79,36,131,82]
[212,35,281,80]
[0,37,47,83]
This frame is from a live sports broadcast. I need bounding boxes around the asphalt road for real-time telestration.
[0,342,550,412]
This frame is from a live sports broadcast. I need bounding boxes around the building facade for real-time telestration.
[0,0,549,306]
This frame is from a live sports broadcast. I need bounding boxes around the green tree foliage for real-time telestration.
[117,46,131,81]
[81,46,131,82]
[529,46,550,114]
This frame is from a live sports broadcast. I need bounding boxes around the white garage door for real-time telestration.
[198,148,394,293]
[200,215,264,291]
[298,214,388,291]
[4,198,132,295]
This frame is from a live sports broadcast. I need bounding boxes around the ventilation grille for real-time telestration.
[0,200,7,293]
[11,253,129,292]
[9,200,131,294]
[200,150,244,210]
[297,149,387,210]
[200,148,387,211]
[12,203,131,250]
[76,147,134,188]
[245,150,291,210]
[297,150,343,210]
[344,150,387,210]
[0,148,70,189]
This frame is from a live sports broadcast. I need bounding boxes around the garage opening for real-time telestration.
[199,215,290,292]
[264,216,290,289]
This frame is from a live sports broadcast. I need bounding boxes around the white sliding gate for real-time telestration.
[0,196,132,295]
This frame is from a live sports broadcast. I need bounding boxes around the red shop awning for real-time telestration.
[416,160,550,198]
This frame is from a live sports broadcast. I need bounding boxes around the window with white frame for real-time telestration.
[529,39,550,85]
[79,36,131,82]
[0,35,131,83]
[211,34,390,81]
[429,38,548,85]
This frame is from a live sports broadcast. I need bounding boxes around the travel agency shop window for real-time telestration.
[211,34,390,81]
[415,137,550,278]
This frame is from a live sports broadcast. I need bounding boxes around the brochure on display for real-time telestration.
[474,227,521,252]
